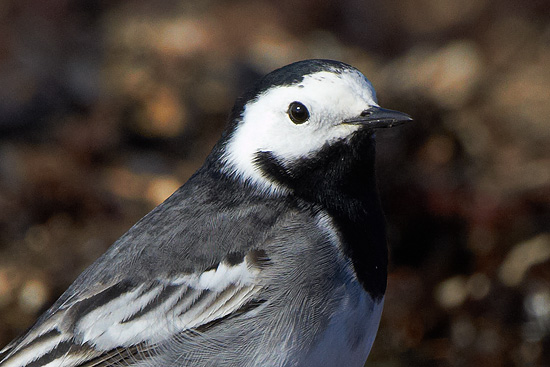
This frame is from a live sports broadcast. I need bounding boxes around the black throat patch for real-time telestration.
[253,133,388,301]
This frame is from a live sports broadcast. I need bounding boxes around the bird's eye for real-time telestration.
[287,102,310,124]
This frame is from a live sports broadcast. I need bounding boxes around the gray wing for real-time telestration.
[0,248,270,367]
[0,178,349,367]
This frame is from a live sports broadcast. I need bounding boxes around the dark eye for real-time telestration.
[287,102,310,124]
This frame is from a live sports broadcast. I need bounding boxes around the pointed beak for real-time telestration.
[343,106,413,129]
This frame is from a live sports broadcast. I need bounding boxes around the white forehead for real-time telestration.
[264,69,378,117]
[221,69,379,194]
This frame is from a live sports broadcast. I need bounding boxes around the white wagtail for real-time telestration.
[0,59,411,367]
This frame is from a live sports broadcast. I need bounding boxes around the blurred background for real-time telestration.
[0,0,549,365]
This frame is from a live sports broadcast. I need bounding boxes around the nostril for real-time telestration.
[360,110,372,117]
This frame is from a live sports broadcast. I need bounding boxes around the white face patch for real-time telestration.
[221,69,379,195]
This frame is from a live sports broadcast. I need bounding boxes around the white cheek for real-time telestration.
[220,69,378,194]
[221,103,359,195]
[269,121,357,162]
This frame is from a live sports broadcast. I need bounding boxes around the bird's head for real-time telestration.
[212,59,411,196]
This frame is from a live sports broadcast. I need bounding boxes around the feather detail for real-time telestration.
[0,252,269,367]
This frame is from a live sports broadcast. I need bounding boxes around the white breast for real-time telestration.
[301,288,385,367]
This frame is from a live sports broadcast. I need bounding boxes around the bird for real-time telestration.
[0,59,411,367]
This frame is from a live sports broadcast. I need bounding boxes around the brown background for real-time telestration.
[1,0,549,366]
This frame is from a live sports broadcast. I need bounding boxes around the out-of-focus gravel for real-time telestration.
[1,0,549,365]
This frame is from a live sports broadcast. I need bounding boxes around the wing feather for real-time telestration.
[0,251,269,367]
